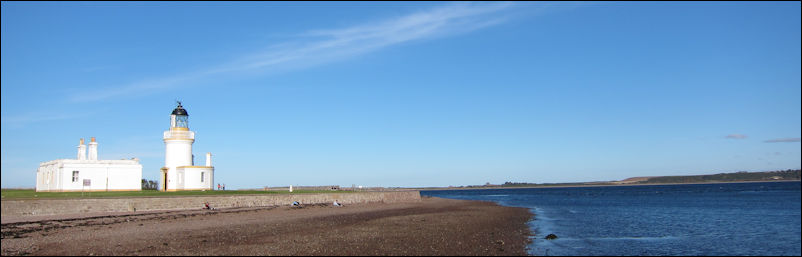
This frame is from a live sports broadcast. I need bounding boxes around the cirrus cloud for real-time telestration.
[69,2,523,103]
[764,138,801,143]
[725,134,748,139]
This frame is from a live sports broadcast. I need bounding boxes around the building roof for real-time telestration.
[171,101,188,116]
[39,159,142,167]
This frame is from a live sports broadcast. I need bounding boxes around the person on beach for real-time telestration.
[333,200,342,207]
[204,202,211,210]
[217,184,221,190]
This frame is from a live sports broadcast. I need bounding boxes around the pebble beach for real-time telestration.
[1,196,533,256]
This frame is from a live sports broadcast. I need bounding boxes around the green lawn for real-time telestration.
[1,189,352,200]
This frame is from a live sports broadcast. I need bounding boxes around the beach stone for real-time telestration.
[545,233,558,240]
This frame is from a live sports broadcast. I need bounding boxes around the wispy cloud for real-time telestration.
[70,71,207,102]
[70,2,519,103]
[0,112,94,128]
[725,134,748,139]
[217,3,514,73]
[764,138,801,143]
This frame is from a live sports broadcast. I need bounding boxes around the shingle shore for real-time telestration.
[1,197,533,256]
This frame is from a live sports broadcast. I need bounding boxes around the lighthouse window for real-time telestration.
[72,171,79,182]
[201,172,205,182]
[175,115,188,128]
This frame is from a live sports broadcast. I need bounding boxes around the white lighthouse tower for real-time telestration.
[160,101,214,191]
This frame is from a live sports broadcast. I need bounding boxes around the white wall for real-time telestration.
[107,165,143,190]
[179,167,214,190]
[36,162,60,192]
[164,140,193,169]
[36,160,142,192]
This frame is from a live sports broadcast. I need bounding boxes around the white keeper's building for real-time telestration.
[160,102,214,191]
[36,137,143,192]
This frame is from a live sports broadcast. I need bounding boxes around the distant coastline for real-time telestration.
[415,179,801,191]
[412,169,801,191]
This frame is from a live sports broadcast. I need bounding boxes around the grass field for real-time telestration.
[0,189,352,200]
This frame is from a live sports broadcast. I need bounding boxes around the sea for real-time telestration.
[421,181,801,256]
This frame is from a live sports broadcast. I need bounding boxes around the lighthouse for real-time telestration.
[160,101,214,191]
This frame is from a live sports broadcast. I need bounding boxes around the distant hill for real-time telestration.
[495,169,801,189]
[624,169,800,184]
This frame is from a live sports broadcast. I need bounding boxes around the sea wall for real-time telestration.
[0,191,421,217]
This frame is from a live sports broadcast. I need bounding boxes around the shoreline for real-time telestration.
[1,196,534,256]
[414,179,801,191]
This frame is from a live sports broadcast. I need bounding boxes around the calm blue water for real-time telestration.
[421,181,801,256]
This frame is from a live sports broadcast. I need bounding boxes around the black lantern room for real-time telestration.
[171,101,189,128]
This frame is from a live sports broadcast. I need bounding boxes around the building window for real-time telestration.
[72,171,79,182]
[201,172,205,182]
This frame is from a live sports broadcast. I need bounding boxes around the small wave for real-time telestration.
[588,236,681,241]
[483,194,509,197]
[540,236,680,241]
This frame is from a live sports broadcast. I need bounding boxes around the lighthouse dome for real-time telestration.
[171,102,188,116]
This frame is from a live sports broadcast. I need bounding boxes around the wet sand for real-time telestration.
[1,196,533,256]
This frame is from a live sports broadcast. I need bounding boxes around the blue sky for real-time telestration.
[2,2,800,189]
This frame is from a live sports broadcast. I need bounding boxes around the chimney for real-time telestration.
[206,152,212,166]
[77,138,87,160]
[88,137,98,160]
